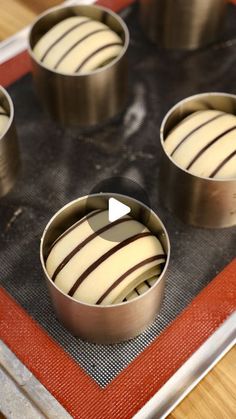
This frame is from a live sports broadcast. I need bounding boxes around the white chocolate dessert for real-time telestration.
[163,110,236,180]
[124,274,160,302]
[46,209,166,305]
[0,105,9,137]
[33,16,123,75]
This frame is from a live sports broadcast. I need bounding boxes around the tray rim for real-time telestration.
[0,3,235,418]
[134,311,236,419]
[1,313,235,419]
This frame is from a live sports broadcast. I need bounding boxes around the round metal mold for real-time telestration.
[159,92,236,228]
[139,0,226,50]
[0,86,20,198]
[28,4,130,126]
[40,193,170,344]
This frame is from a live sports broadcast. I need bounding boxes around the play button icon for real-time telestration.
[86,176,151,242]
[108,198,131,222]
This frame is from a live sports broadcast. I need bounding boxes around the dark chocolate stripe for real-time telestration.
[41,19,91,62]
[144,280,151,288]
[75,42,122,73]
[186,125,236,170]
[166,111,203,137]
[170,113,224,157]
[0,112,8,116]
[128,289,138,298]
[210,149,236,178]
[54,28,111,69]
[97,254,165,304]
[49,209,104,252]
[52,217,132,281]
[101,11,108,24]
[68,232,155,297]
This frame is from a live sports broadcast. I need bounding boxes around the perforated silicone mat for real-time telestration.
[0,0,236,404]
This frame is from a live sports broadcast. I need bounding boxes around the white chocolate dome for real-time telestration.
[46,209,165,305]
[0,105,9,137]
[163,109,236,180]
[33,16,123,75]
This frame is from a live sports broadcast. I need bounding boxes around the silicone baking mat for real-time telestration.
[0,0,236,417]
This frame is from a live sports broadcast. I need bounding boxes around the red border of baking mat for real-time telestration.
[1,260,235,418]
[1,1,236,418]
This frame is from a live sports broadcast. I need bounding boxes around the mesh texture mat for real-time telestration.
[0,4,236,387]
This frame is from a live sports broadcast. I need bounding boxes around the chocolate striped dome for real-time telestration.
[163,109,236,180]
[124,274,160,302]
[33,16,123,75]
[46,209,166,305]
[0,105,9,137]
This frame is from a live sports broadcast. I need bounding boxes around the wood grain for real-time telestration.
[169,346,236,419]
[0,1,235,418]
[0,0,62,40]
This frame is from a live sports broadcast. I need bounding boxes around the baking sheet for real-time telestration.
[0,3,236,418]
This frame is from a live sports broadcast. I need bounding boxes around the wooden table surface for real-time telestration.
[0,1,235,418]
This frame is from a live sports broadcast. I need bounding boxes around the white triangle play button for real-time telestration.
[108,198,131,222]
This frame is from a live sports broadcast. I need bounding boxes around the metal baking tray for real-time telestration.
[0,1,235,417]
